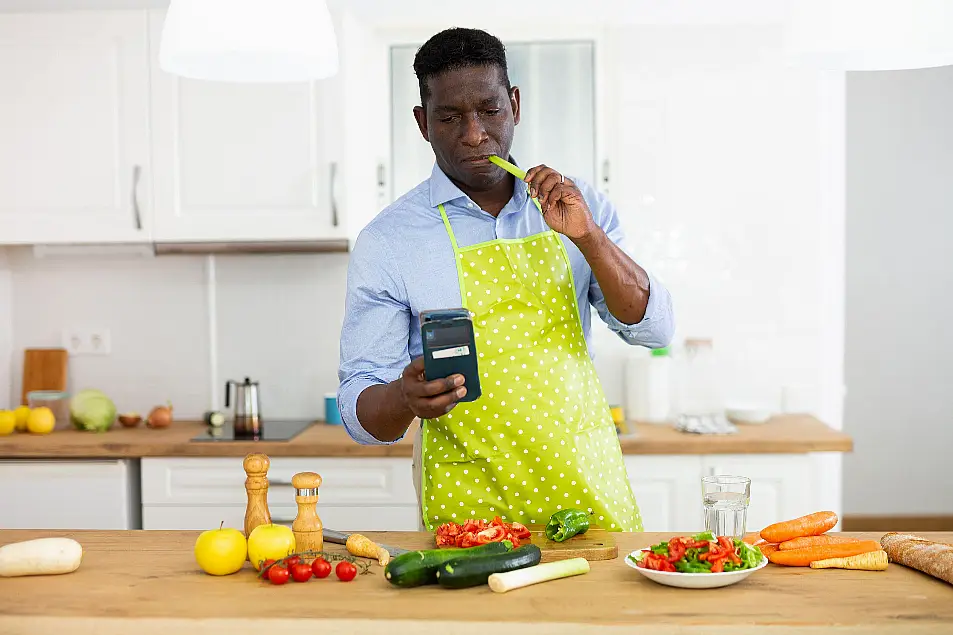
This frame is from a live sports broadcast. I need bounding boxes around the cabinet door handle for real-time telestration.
[131,164,142,230]
[329,161,339,227]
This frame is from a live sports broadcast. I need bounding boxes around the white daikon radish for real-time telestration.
[0,537,84,577]
[488,557,590,593]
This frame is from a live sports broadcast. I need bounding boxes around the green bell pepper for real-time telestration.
[545,508,590,542]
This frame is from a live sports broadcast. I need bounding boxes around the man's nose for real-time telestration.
[461,114,488,147]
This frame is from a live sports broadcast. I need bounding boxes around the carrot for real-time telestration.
[758,543,780,558]
[779,535,861,551]
[742,532,762,545]
[760,511,838,543]
[809,550,889,571]
[767,540,882,567]
[345,533,390,566]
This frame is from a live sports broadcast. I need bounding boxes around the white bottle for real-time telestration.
[644,347,673,424]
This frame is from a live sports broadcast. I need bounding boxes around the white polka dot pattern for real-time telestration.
[420,207,643,533]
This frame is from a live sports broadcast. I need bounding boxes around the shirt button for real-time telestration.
[468,203,474,208]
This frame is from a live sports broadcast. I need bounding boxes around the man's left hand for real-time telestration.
[523,164,598,242]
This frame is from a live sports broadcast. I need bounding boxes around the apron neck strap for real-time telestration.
[437,204,460,252]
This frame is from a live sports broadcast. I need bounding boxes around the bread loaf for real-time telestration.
[880,532,953,585]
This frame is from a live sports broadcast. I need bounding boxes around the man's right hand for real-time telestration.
[399,356,467,419]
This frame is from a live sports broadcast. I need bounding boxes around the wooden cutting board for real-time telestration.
[524,524,618,562]
[433,525,618,562]
[21,348,69,405]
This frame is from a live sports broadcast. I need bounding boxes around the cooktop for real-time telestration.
[190,419,312,442]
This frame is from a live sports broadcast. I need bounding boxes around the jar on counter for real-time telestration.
[26,390,72,430]
[673,338,725,418]
[623,347,673,424]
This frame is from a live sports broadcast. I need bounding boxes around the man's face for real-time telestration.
[413,65,520,191]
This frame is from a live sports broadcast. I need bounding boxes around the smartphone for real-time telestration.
[420,308,482,403]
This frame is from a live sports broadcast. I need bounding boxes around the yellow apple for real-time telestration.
[247,523,296,571]
[194,523,247,576]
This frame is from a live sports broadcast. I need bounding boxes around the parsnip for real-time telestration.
[809,549,889,571]
[0,537,84,577]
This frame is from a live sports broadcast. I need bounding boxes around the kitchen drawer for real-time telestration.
[624,455,703,533]
[141,457,416,507]
[142,504,420,532]
[0,459,139,530]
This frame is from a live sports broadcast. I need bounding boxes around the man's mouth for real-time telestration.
[461,155,491,164]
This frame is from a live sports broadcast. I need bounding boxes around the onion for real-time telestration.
[146,403,173,428]
[118,413,142,428]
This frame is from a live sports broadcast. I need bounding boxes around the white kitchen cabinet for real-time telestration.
[625,455,702,532]
[702,454,816,536]
[0,11,153,245]
[142,504,420,533]
[140,457,418,532]
[0,459,139,529]
[147,10,345,244]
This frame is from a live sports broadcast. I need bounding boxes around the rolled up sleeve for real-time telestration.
[581,181,676,349]
[337,226,412,445]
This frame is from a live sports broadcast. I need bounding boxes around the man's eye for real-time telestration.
[440,116,460,123]
[485,109,501,116]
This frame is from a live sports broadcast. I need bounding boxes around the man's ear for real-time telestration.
[510,86,521,126]
[413,105,430,142]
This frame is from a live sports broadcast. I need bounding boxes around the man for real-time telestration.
[338,28,674,532]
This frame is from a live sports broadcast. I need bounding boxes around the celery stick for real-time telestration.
[488,154,527,181]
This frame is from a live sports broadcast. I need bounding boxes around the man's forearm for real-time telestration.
[355,381,416,443]
[572,227,651,325]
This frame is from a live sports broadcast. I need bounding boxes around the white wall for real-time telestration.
[844,65,953,516]
[590,25,845,430]
[6,247,349,420]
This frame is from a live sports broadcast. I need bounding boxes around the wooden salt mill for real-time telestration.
[243,453,272,537]
[291,471,323,557]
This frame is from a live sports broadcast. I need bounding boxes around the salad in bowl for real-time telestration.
[625,531,767,589]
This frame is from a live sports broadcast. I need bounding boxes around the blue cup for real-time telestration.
[324,393,342,425]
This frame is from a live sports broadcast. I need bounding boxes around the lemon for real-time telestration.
[26,407,56,434]
[14,405,31,432]
[0,411,15,436]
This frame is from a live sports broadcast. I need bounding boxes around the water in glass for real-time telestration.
[703,491,748,538]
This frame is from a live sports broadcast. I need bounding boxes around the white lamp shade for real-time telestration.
[159,0,338,83]
[784,0,953,71]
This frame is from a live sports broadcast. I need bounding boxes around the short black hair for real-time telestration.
[413,27,511,107]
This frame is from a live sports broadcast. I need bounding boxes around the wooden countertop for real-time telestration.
[0,529,948,634]
[0,414,852,459]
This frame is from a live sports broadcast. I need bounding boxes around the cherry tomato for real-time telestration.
[267,564,290,585]
[261,559,276,571]
[311,558,332,579]
[285,555,301,568]
[291,562,313,582]
[335,560,357,582]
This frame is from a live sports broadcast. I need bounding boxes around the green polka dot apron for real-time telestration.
[415,202,644,533]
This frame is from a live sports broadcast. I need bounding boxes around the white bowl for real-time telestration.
[624,549,769,589]
[725,406,773,425]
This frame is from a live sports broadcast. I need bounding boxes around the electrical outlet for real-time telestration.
[61,328,111,356]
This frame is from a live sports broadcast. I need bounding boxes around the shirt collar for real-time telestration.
[428,157,530,212]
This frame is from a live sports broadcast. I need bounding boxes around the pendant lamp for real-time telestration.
[783,0,953,71]
[159,0,339,83]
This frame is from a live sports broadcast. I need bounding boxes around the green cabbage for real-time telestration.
[70,389,117,432]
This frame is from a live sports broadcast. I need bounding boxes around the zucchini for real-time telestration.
[436,544,542,589]
[384,541,512,588]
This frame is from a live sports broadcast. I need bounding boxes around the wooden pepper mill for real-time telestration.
[291,471,323,558]
[243,453,272,538]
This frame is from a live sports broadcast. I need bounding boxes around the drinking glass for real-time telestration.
[701,475,751,538]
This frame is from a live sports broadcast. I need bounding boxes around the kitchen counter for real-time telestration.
[0,529,948,634]
[0,414,851,459]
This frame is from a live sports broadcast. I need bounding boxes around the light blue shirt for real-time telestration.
[338,161,676,445]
